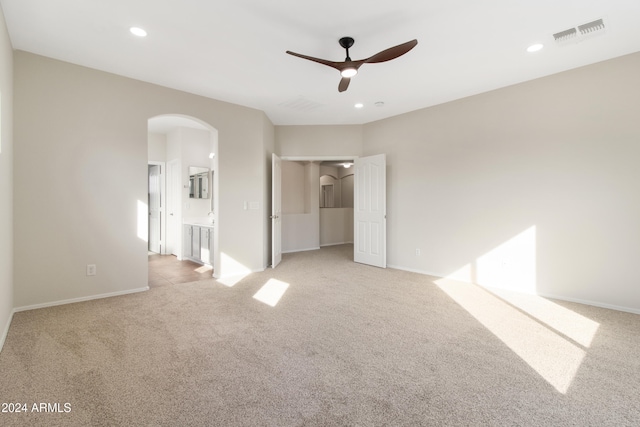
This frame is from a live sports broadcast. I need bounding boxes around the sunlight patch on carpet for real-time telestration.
[216,274,249,288]
[487,287,600,348]
[216,253,253,286]
[435,278,588,394]
[253,279,289,307]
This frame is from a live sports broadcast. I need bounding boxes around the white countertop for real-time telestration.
[184,222,214,227]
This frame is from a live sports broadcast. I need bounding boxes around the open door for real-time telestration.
[148,164,162,253]
[271,153,282,268]
[166,159,180,256]
[354,154,386,268]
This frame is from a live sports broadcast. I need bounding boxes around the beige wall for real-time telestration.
[147,133,167,162]
[0,5,14,350]
[282,161,307,214]
[276,125,362,158]
[363,52,640,313]
[282,162,320,253]
[13,51,271,308]
[320,208,353,247]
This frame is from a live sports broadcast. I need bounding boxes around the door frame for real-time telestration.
[166,159,181,258]
[275,156,359,264]
[271,153,282,268]
[148,161,166,254]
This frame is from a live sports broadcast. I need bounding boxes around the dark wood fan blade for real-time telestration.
[338,77,351,92]
[286,51,342,71]
[364,39,418,64]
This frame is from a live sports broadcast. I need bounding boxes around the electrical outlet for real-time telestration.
[86,264,96,276]
[415,248,421,256]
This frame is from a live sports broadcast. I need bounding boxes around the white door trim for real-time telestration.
[147,161,165,254]
[166,159,181,258]
[272,153,283,268]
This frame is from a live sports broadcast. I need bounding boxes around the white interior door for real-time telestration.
[166,159,180,256]
[272,153,282,268]
[354,154,386,268]
[148,164,162,253]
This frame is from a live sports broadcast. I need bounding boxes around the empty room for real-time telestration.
[1,1,639,425]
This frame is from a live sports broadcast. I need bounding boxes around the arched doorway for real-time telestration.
[147,114,219,277]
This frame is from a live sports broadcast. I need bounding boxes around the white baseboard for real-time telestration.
[13,287,149,313]
[535,292,640,315]
[0,310,14,354]
[320,242,354,247]
[388,264,442,278]
[282,247,320,254]
[388,264,640,316]
[214,267,265,280]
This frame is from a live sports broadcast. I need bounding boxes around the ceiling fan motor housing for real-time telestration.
[339,37,355,49]
[339,37,355,60]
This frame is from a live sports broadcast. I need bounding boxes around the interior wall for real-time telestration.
[282,161,306,214]
[147,132,167,162]
[0,5,14,351]
[13,51,270,309]
[282,162,319,253]
[320,209,354,247]
[276,125,363,157]
[341,174,354,208]
[363,52,640,313]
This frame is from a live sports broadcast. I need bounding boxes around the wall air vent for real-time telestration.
[553,18,606,46]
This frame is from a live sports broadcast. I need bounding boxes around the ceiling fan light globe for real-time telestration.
[341,68,358,78]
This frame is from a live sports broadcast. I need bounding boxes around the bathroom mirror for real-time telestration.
[189,166,209,199]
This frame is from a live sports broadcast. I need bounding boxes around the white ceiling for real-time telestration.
[2,0,639,126]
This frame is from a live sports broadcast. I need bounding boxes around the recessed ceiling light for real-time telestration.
[374,101,385,107]
[354,103,364,109]
[527,43,544,53]
[130,27,147,37]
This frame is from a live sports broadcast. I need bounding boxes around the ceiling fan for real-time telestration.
[286,37,418,92]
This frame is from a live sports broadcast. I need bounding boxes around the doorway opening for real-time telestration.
[274,155,386,269]
[275,157,355,256]
[148,162,164,254]
[147,114,219,277]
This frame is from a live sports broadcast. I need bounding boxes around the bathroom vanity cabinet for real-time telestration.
[183,223,214,267]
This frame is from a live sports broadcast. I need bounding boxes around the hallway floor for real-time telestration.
[148,253,214,288]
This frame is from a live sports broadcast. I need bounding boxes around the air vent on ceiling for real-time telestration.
[553,28,577,43]
[579,19,605,35]
[278,96,324,113]
[553,18,606,46]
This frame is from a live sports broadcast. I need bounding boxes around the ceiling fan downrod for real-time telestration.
[339,36,355,61]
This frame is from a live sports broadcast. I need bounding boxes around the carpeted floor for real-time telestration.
[1,244,639,426]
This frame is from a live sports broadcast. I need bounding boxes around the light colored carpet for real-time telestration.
[1,244,639,426]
